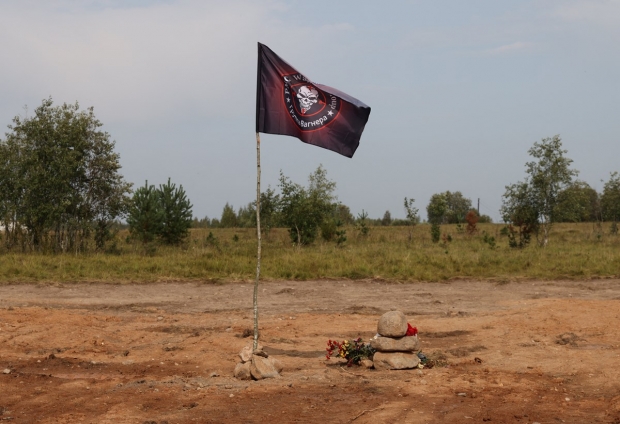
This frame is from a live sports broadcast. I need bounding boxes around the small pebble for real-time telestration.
[457,392,467,397]
[3,368,11,374]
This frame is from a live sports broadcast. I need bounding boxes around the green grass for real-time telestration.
[1,223,619,283]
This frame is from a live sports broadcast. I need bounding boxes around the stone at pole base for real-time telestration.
[235,342,281,380]
[250,355,280,380]
[234,362,252,380]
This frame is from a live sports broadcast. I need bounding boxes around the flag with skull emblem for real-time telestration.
[256,43,371,158]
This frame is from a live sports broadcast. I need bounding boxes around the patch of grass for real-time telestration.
[0,223,619,283]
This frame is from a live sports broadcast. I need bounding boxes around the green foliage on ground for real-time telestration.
[0,223,618,284]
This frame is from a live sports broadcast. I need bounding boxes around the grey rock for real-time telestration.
[373,351,421,370]
[233,362,252,380]
[370,335,420,352]
[250,355,280,380]
[377,311,408,338]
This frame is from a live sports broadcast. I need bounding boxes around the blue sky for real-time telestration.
[1,0,619,221]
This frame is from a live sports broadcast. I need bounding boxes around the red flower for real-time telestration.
[406,323,418,337]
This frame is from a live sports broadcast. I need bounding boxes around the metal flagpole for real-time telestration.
[253,132,262,351]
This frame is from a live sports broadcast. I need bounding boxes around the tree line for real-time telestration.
[500,135,619,247]
[1,99,619,252]
[0,99,193,252]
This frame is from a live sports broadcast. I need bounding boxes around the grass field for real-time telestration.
[1,223,618,283]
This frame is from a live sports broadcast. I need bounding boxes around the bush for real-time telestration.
[128,178,193,245]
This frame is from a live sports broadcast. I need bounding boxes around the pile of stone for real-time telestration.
[234,343,283,380]
[370,311,421,370]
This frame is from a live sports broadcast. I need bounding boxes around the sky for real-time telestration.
[1,0,619,222]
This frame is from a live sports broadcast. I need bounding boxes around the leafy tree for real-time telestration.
[426,194,447,244]
[444,191,473,224]
[259,187,280,237]
[0,140,22,249]
[601,172,620,223]
[554,181,600,222]
[500,181,538,248]
[278,165,336,245]
[220,203,238,228]
[501,135,578,247]
[426,193,447,225]
[127,181,163,244]
[403,198,419,226]
[158,178,193,245]
[0,98,131,251]
[426,191,472,224]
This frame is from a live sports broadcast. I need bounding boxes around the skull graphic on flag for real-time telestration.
[296,85,319,114]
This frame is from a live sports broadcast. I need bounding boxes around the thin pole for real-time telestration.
[253,132,262,351]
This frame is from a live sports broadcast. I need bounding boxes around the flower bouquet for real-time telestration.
[326,337,376,367]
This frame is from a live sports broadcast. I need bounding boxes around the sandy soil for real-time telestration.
[0,279,619,423]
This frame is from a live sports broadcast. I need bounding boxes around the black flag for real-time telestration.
[256,43,371,158]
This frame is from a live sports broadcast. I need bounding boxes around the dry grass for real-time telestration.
[1,223,619,283]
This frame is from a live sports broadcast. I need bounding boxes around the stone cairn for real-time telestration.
[369,311,421,370]
[234,343,283,381]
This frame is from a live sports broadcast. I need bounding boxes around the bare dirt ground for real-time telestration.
[1,279,619,424]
